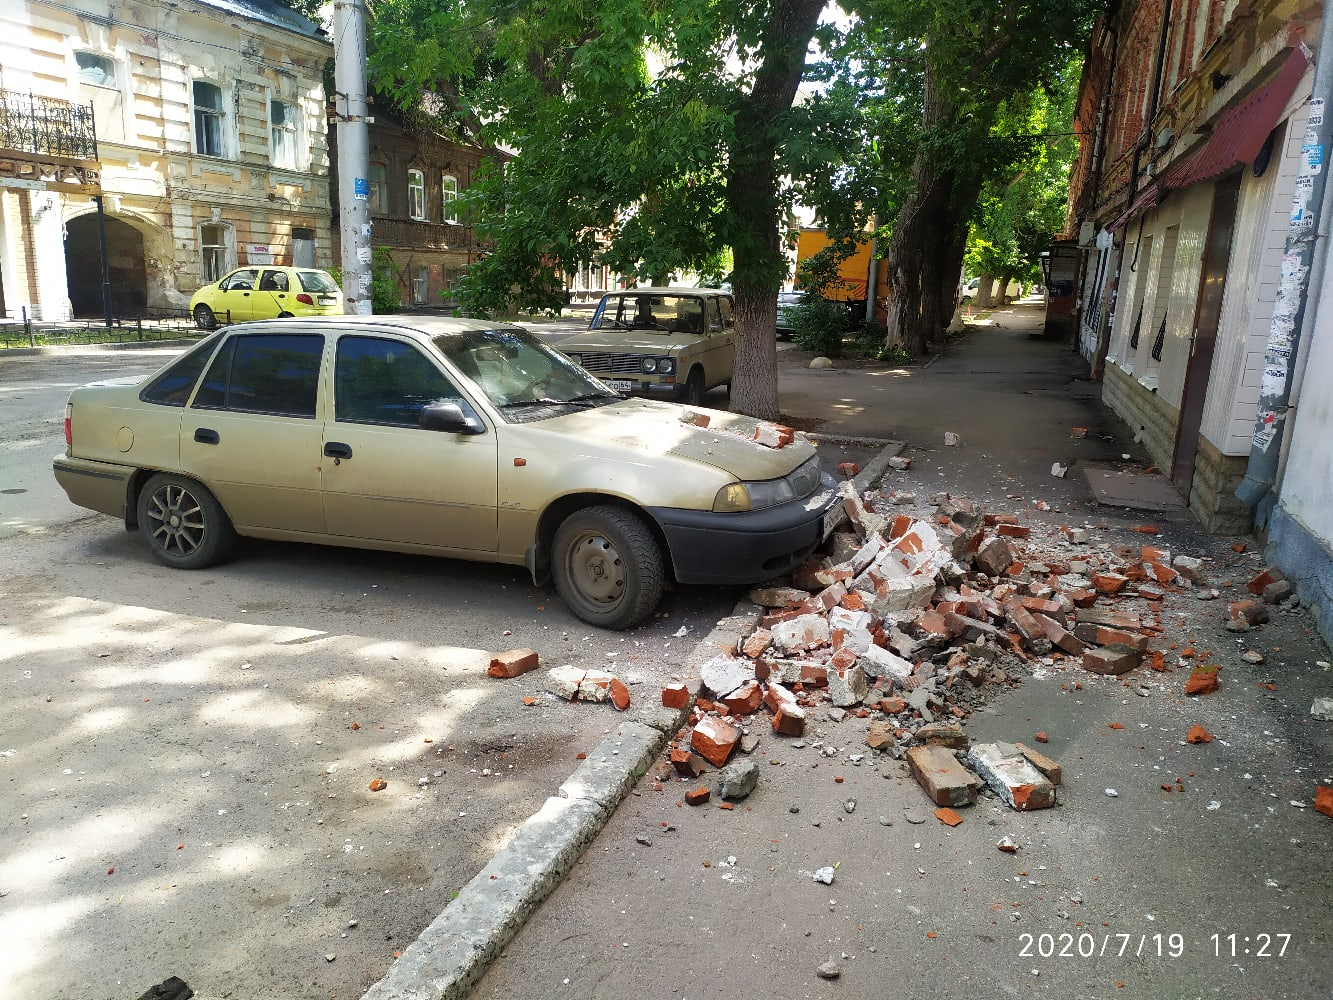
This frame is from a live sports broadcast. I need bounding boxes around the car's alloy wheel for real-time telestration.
[137,473,236,570]
[193,304,217,330]
[552,505,664,629]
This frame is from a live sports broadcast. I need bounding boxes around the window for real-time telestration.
[335,336,460,426]
[407,169,425,220]
[193,81,225,157]
[441,174,459,223]
[139,339,218,407]
[76,51,115,87]
[200,223,230,283]
[270,99,300,170]
[369,163,387,215]
[193,334,324,417]
[221,269,259,291]
[412,266,429,305]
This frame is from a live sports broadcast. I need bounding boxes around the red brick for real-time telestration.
[610,678,631,711]
[916,609,950,636]
[1075,608,1142,630]
[487,649,540,678]
[1143,561,1179,584]
[1073,624,1149,651]
[1091,572,1129,594]
[684,786,711,806]
[1004,599,1045,648]
[1070,588,1098,608]
[661,683,691,709]
[997,523,1031,539]
[829,647,858,670]
[905,745,980,807]
[1032,613,1085,655]
[771,701,806,736]
[1021,597,1067,621]
[985,513,1020,525]
[974,536,1016,577]
[934,807,964,826]
[800,664,829,688]
[1013,743,1062,785]
[670,745,706,776]
[691,716,739,767]
[841,590,866,611]
[1131,524,1160,535]
[1185,667,1219,696]
[1315,785,1333,818]
[722,680,763,716]
[1228,600,1269,625]
[1141,545,1169,562]
[878,696,908,713]
[1186,724,1213,744]
[1082,643,1141,675]
[1246,567,1286,595]
[742,629,773,658]
[866,720,895,750]
[837,462,861,477]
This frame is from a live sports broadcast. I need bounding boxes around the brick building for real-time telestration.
[1066,0,1320,532]
[0,0,332,322]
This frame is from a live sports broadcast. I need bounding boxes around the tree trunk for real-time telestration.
[977,274,995,308]
[723,0,825,419]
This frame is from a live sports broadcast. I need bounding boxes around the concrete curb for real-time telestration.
[360,436,904,1000]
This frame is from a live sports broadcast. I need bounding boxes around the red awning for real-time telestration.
[1162,45,1310,191]
[1107,183,1161,232]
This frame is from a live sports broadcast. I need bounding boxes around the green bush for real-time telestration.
[328,247,401,314]
[792,297,851,357]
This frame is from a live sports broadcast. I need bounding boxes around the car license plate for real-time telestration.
[821,504,844,539]
[607,380,635,392]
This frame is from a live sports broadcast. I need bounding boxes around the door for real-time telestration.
[700,297,736,387]
[321,335,499,552]
[1172,173,1240,493]
[215,268,261,322]
[256,268,294,319]
[180,331,327,532]
[292,228,315,268]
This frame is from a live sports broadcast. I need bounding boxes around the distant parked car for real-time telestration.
[190,266,342,329]
[558,287,735,405]
[775,290,808,339]
[960,276,1024,305]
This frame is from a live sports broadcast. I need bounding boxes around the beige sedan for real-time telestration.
[53,316,838,629]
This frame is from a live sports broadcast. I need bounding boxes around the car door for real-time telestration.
[215,268,261,323]
[179,331,327,532]
[320,334,500,553]
[699,296,736,387]
[255,268,293,319]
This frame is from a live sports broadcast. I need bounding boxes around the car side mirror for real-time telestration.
[420,400,486,435]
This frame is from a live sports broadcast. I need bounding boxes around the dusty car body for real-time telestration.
[557,287,735,405]
[53,315,838,629]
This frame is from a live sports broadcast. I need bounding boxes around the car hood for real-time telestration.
[558,330,700,354]
[532,398,815,481]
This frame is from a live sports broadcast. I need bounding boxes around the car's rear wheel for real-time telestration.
[278,311,294,318]
[682,367,705,405]
[193,304,217,330]
[137,473,236,570]
[552,505,664,629]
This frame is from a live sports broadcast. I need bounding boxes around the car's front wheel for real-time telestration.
[681,367,706,405]
[193,304,217,330]
[137,473,236,570]
[552,505,664,629]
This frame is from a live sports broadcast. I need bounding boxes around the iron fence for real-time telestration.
[0,309,203,350]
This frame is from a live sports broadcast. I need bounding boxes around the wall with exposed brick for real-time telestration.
[1103,362,1178,474]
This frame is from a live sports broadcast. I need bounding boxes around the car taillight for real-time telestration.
[296,293,314,305]
[64,402,72,446]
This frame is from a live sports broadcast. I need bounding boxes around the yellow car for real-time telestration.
[52,316,839,629]
[190,266,343,329]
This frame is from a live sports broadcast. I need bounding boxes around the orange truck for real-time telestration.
[794,228,890,327]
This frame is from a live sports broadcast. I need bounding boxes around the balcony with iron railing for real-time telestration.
[0,90,98,160]
[372,215,480,252]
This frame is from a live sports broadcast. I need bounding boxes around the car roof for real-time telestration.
[219,314,522,338]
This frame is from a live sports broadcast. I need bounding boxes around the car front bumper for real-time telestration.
[647,478,841,585]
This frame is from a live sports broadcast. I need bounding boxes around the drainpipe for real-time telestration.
[1236,23,1333,517]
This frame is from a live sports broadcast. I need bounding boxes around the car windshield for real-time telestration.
[432,327,620,421]
[297,270,339,293]
[591,294,706,334]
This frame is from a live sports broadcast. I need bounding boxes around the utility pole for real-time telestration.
[333,0,373,315]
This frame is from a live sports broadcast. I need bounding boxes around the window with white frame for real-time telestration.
[413,266,429,304]
[200,222,232,283]
[193,81,226,157]
[76,51,125,142]
[369,162,387,215]
[76,51,115,86]
[270,99,301,170]
[407,168,425,220]
[441,174,459,223]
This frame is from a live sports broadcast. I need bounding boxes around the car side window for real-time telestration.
[191,333,324,417]
[335,336,462,427]
[716,297,734,331]
[139,338,218,406]
[259,270,288,291]
[221,269,258,292]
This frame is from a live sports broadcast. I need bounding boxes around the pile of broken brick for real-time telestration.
[490,480,1327,819]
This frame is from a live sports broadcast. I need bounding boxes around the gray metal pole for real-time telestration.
[1235,29,1331,513]
[334,0,374,315]
[93,195,113,327]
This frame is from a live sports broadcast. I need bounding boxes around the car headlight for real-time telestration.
[656,358,674,374]
[711,456,823,512]
[641,357,657,373]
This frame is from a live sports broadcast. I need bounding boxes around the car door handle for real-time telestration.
[324,442,353,459]
[194,428,219,445]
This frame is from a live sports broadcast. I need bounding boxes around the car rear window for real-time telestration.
[297,270,339,293]
[139,338,218,407]
[191,333,324,417]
